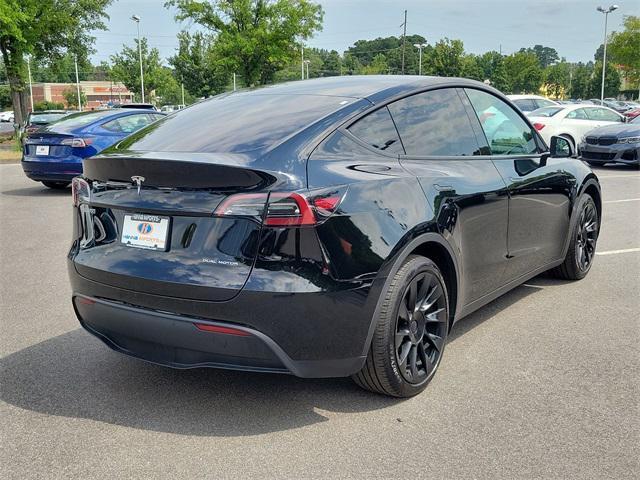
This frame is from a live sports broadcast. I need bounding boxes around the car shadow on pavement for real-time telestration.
[0,329,398,437]
[1,186,70,197]
[0,278,548,437]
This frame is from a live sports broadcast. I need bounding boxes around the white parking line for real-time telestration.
[596,248,640,256]
[604,198,640,204]
[598,174,640,179]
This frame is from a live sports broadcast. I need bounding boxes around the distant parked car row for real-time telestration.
[0,110,15,123]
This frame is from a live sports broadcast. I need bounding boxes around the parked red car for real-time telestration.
[623,108,640,121]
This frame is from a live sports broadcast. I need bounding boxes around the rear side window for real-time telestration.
[387,88,481,156]
[348,107,403,154]
[586,108,622,122]
[465,89,538,155]
[513,99,537,112]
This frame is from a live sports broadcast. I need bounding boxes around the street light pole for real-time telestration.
[304,60,310,80]
[596,5,619,103]
[301,45,305,80]
[26,57,34,112]
[131,15,145,103]
[74,55,82,111]
[413,43,428,75]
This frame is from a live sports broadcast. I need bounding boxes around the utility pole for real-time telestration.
[401,10,407,74]
[233,73,236,91]
[301,45,305,80]
[26,57,34,112]
[181,82,185,104]
[74,55,82,111]
[304,60,310,79]
[596,5,619,103]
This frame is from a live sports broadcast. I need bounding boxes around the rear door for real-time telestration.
[464,88,574,281]
[389,87,510,304]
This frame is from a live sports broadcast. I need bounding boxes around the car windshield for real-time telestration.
[529,107,563,117]
[49,110,118,129]
[29,113,67,124]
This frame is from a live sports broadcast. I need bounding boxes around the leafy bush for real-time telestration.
[34,100,65,111]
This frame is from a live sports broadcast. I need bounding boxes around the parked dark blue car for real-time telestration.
[22,109,165,188]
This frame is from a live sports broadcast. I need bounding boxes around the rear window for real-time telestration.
[52,110,119,129]
[529,107,563,117]
[28,113,68,124]
[512,99,537,112]
[348,107,403,154]
[118,92,353,153]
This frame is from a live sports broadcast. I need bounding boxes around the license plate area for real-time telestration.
[35,145,49,156]
[121,213,170,251]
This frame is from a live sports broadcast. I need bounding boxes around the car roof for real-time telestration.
[239,75,487,101]
[507,94,548,100]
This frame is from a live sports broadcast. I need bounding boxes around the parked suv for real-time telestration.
[68,76,601,397]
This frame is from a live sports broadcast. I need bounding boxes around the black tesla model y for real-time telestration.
[68,76,601,397]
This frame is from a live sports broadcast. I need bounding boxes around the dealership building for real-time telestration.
[30,81,135,110]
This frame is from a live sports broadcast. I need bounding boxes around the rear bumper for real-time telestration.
[69,261,374,378]
[21,157,82,182]
[73,294,366,378]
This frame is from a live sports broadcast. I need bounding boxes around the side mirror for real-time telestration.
[549,135,574,158]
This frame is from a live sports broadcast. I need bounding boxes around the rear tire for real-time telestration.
[352,255,449,397]
[42,181,70,189]
[550,194,598,280]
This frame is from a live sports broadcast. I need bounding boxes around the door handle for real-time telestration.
[433,184,454,192]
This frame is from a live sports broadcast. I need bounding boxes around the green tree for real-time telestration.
[477,51,509,91]
[544,62,571,99]
[169,31,227,97]
[427,38,465,77]
[569,63,594,99]
[63,87,87,109]
[460,54,483,81]
[607,15,640,97]
[0,85,11,109]
[31,53,92,83]
[166,0,324,87]
[589,61,621,98]
[110,38,176,103]
[503,51,543,93]
[520,45,559,68]
[0,0,112,124]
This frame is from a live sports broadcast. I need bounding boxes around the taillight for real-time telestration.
[533,122,545,131]
[214,187,346,226]
[194,323,251,336]
[71,177,91,206]
[61,137,93,148]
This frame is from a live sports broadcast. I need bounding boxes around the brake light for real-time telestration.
[71,177,91,206]
[61,137,93,148]
[214,188,346,226]
[533,122,545,131]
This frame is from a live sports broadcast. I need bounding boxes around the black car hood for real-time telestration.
[587,123,640,138]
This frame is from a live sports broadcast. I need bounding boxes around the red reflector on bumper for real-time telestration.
[194,323,251,336]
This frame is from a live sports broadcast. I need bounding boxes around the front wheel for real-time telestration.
[550,194,599,280]
[352,255,449,397]
[42,181,70,189]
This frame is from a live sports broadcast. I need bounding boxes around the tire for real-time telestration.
[352,255,449,397]
[42,181,70,189]
[550,194,599,280]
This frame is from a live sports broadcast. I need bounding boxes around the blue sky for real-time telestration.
[91,0,639,65]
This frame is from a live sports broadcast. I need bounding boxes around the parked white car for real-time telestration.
[528,104,625,151]
[507,95,558,113]
[0,110,15,122]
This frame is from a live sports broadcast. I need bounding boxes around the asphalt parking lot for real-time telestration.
[1,162,638,479]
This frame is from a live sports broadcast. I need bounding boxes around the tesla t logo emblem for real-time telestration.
[131,176,145,195]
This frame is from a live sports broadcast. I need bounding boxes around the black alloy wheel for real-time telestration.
[395,271,447,384]
[575,199,598,273]
[352,255,449,397]
[551,194,599,280]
